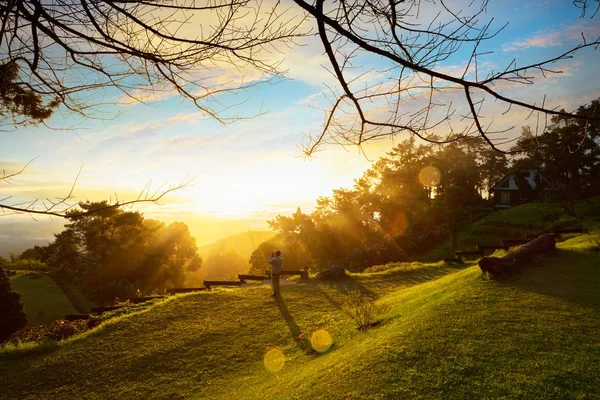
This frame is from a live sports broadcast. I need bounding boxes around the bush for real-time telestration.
[344,290,389,331]
[26,271,45,279]
[316,265,347,280]
[9,319,91,344]
[0,268,27,342]
[8,259,49,272]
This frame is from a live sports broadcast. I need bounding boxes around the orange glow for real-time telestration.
[391,211,409,237]
[418,166,441,187]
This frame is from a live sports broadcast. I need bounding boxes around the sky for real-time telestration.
[1,0,599,254]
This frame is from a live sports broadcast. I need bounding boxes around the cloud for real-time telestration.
[502,22,600,51]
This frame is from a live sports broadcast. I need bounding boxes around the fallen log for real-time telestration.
[502,239,530,247]
[478,234,556,278]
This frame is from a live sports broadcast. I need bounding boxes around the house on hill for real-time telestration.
[492,169,556,208]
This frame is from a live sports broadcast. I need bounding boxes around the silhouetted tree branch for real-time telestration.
[0,160,195,218]
[293,0,600,155]
[1,1,305,217]
[0,0,305,127]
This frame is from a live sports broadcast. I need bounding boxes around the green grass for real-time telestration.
[422,199,598,262]
[9,272,79,326]
[51,276,96,314]
[2,231,600,399]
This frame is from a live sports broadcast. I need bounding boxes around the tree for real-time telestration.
[293,0,600,155]
[40,201,202,303]
[0,267,27,342]
[512,98,600,214]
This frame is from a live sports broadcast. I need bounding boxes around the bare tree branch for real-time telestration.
[292,0,600,155]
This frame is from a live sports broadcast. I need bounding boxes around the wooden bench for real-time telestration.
[204,281,243,290]
[455,250,484,257]
[166,287,207,295]
[238,274,268,283]
[477,244,509,252]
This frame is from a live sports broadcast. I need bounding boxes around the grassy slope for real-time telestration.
[9,273,79,326]
[0,262,467,399]
[2,224,599,398]
[423,197,600,261]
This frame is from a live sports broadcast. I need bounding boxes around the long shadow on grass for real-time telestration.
[320,276,377,298]
[503,248,600,312]
[273,296,304,350]
[323,265,467,297]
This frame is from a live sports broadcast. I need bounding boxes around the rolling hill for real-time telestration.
[1,201,599,399]
[9,272,79,327]
[196,230,274,260]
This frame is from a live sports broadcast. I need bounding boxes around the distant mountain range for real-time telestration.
[197,230,275,261]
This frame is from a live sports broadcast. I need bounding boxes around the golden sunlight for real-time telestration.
[178,152,375,217]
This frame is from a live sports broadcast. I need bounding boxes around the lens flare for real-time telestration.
[310,329,333,353]
[418,166,441,187]
[264,348,285,372]
[392,211,409,236]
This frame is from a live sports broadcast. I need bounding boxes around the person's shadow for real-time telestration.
[273,296,305,351]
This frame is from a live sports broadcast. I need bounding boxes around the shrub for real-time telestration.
[9,319,91,344]
[26,271,44,279]
[8,259,49,272]
[0,268,27,342]
[344,290,390,331]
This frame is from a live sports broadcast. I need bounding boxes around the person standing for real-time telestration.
[268,250,283,296]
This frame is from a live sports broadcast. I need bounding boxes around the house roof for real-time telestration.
[493,169,553,191]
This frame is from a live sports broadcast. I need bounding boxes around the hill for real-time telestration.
[197,230,274,260]
[9,272,79,326]
[422,197,600,261]
[1,226,599,399]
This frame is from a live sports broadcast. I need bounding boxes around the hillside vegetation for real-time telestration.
[9,272,78,327]
[423,197,600,261]
[2,229,600,399]
[2,201,599,399]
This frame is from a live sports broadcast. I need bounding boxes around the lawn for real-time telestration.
[9,272,79,326]
[1,232,599,399]
[422,199,599,262]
